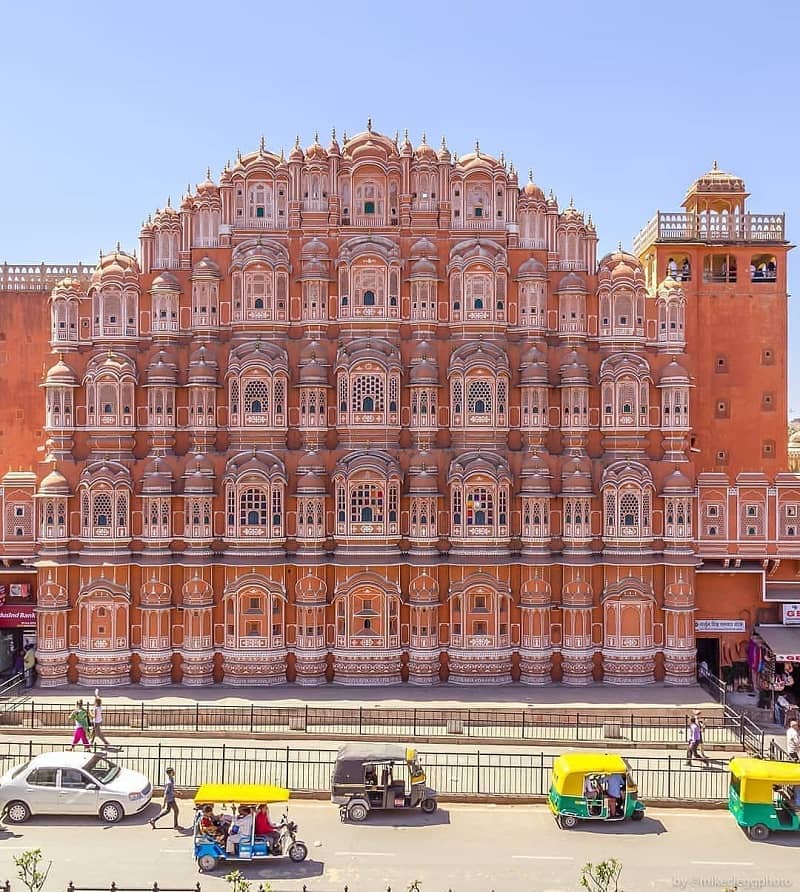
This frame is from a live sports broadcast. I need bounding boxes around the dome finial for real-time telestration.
[259,134,266,152]
[166,196,172,208]
[367,116,373,132]
[528,169,533,182]
[618,240,623,252]
[475,138,481,156]
[294,134,300,148]
[115,240,121,253]
[314,130,319,144]
[279,146,285,162]
[236,148,242,161]
[421,131,427,145]
[331,126,336,141]
[206,166,211,180]
[441,135,447,149]
[712,159,718,170]
[568,195,574,208]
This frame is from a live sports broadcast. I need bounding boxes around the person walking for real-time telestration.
[150,767,181,829]
[23,644,36,688]
[91,692,113,749]
[686,715,710,767]
[787,719,799,762]
[68,699,92,751]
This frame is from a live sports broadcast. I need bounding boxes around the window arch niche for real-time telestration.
[343,260,400,319]
[224,585,285,649]
[225,474,285,541]
[335,589,400,649]
[603,482,653,541]
[603,591,655,649]
[78,591,130,651]
[450,368,508,430]
[232,265,289,322]
[449,458,511,541]
[450,264,506,322]
[50,296,79,344]
[229,369,288,429]
[80,484,130,540]
[338,363,400,428]
[247,181,274,224]
[449,586,510,648]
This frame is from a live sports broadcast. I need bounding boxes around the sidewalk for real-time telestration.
[21,680,720,712]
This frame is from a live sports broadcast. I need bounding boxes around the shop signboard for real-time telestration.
[782,604,800,626]
[0,604,36,628]
[695,619,746,633]
[0,584,33,605]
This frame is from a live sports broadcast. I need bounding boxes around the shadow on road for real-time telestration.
[560,816,667,836]
[339,808,452,828]
[217,859,325,881]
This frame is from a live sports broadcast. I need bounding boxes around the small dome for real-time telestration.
[520,453,552,493]
[410,357,439,385]
[188,345,219,383]
[45,358,78,386]
[662,469,692,492]
[141,461,173,494]
[305,135,327,162]
[559,350,589,382]
[409,257,438,279]
[183,454,215,493]
[516,257,547,279]
[415,135,437,162]
[295,468,327,494]
[658,360,690,384]
[39,468,71,495]
[688,161,746,195]
[289,138,304,162]
[193,256,221,277]
[410,236,437,257]
[298,342,329,385]
[197,170,217,195]
[599,249,643,283]
[146,350,178,384]
[556,272,586,292]
[301,237,329,257]
[151,271,180,289]
[91,250,139,285]
[522,173,545,201]
[561,456,593,491]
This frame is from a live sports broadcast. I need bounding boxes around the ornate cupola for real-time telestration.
[297,341,330,450]
[294,450,328,552]
[42,356,79,459]
[186,344,220,453]
[407,450,442,554]
[519,344,550,452]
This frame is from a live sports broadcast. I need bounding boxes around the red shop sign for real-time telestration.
[0,605,36,627]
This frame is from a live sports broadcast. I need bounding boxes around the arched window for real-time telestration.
[240,488,268,527]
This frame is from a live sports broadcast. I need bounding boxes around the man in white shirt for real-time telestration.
[227,806,253,854]
[787,720,799,762]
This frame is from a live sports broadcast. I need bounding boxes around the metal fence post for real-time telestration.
[305,703,309,734]
[28,738,33,761]
[358,707,363,736]
[195,702,199,734]
[285,745,290,787]
[221,744,226,784]
[667,755,671,799]
[250,703,254,734]
[156,741,162,783]
[521,711,525,740]
[413,708,417,738]
[30,698,34,729]
[476,750,481,795]
[140,702,145,732]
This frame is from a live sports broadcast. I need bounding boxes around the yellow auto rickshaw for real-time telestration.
[192,783,308,871]
[728,757,800,840]
[548,753,645,829]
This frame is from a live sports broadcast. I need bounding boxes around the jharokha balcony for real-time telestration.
[633,211,785,254]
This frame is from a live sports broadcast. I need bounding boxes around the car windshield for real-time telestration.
[86,755,121,784]
[10,761,30,779]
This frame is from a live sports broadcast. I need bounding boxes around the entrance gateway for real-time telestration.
[0,582,36,677]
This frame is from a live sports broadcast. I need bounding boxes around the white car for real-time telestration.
[0,751,152,824]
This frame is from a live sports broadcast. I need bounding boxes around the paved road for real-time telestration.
[0,801,796,892]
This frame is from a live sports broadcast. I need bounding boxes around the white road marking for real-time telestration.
[335,850,396,857]
[512,855,574,861]
[690,860,754,866]
[159,849,187,853]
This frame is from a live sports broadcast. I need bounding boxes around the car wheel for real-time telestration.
[749,823,770,841]
[420,798,437,814]
[288,842,308,863]
[99,800,124,824]
[560,813,579,829]
[347,802,369,822]
[197,854,218,872]
[5,800,31,824]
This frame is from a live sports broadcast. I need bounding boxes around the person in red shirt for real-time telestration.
[255,804,279,852]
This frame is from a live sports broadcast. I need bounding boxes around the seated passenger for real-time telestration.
[199,804,226,843]
[255,803,280,851]
[226,806,253,855]
[584,775,602,815]
[604,773,625,817]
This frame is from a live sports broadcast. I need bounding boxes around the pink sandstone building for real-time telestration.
[0,124,797,687]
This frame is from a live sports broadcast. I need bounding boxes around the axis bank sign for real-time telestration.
[783,604,800,626]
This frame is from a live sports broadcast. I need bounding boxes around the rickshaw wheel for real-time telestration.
[197,854,219,872]
[748,823,770,841]
[420,798,437,814]
[347,802,369,822]
[560,813,579,830]
[288,842,308,863]
[630,810,645,821]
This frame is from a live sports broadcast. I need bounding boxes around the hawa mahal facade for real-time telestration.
[0,124,797,687]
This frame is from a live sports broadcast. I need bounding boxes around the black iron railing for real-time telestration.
[0,739,729,802]
[1,700,747,748]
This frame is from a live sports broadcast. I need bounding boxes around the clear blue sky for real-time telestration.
[1,0,798,413]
